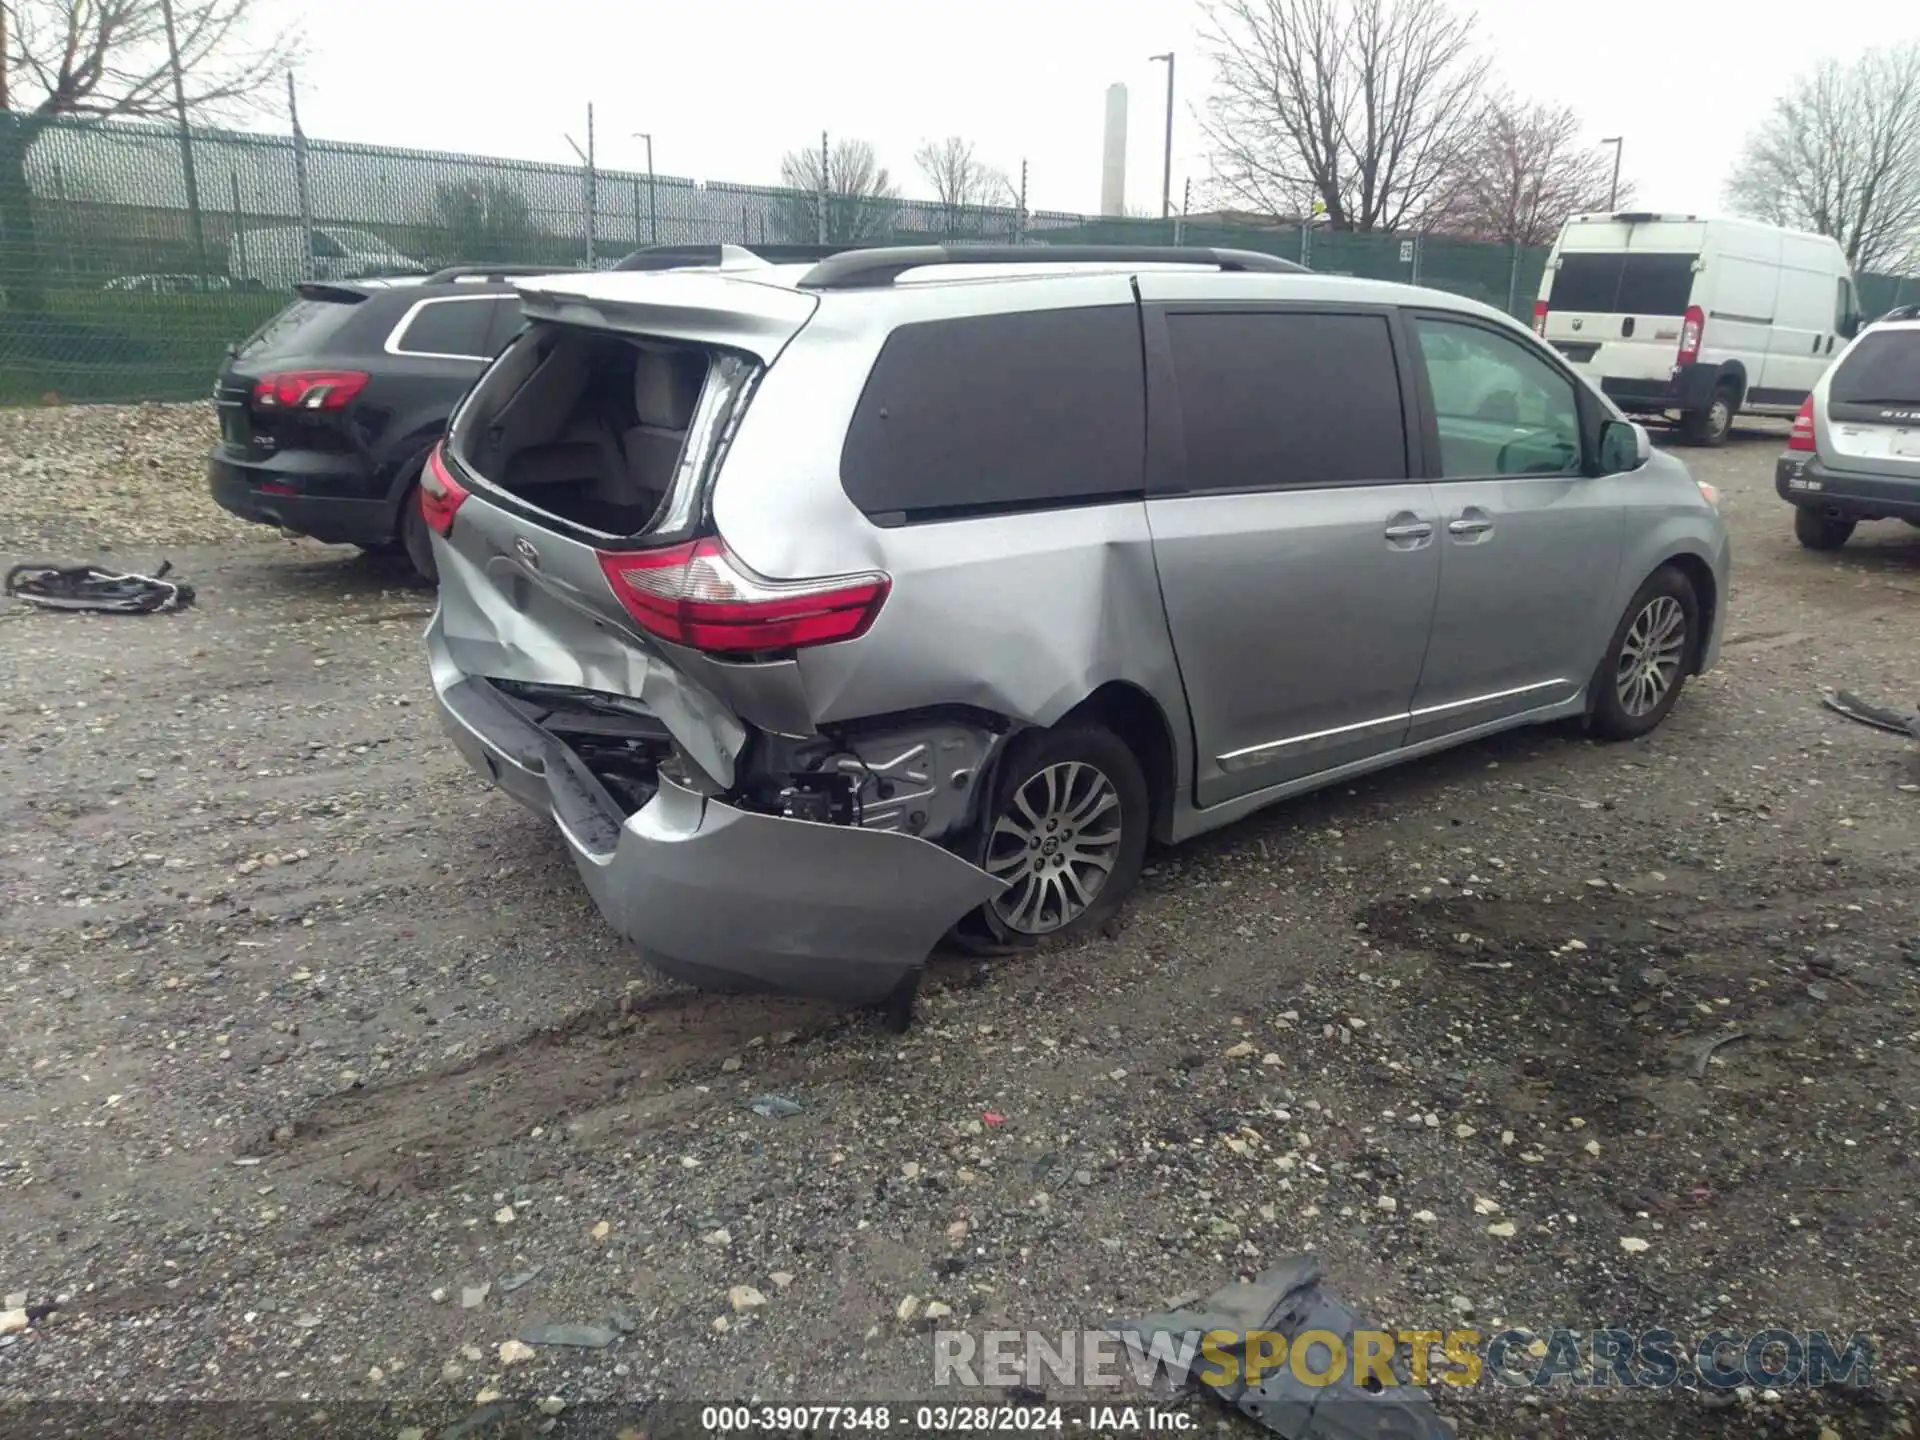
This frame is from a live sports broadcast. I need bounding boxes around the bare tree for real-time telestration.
[772,137,901,245]
[1726,46,1920,272]
[2,0,298,308]
[1426,97,1625,245]
[913,135,1013,238]
[1199,0,1488,232]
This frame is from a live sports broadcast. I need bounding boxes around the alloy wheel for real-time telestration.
[1615,595,1688,717]
[984,761,1124,936]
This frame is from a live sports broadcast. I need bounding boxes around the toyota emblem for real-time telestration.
[514,536,540,568]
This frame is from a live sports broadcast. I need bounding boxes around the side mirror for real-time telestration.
[1598,418,1651,474]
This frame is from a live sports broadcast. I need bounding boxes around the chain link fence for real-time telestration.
[2,112,1915,404]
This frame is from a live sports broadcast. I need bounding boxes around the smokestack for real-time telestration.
[1101,83,1128,218]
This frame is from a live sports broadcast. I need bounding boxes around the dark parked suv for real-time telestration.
[208,249,856,580]
[208,265,575,579]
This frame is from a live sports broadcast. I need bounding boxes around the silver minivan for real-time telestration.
[423,245,1731,1018]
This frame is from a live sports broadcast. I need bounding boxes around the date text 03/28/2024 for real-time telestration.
[698,1404,1195,1432]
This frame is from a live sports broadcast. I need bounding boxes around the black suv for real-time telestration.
[208,264,574,580]
[208,246,857,580]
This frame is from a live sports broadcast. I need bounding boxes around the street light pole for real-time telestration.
[632,133,656,244]
[1149,52,1175,221]
[159,0,208,282]
[1601,136,1624,211]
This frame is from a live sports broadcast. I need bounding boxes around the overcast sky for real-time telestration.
[290,0,1906,221]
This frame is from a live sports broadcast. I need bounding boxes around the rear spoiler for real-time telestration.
[294,281,377,304]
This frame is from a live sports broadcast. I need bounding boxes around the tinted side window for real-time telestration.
[1830,330,1920,405]
[1412,317,1582,477]
[395,298,499,358]
[1164,311,1407,492]
[485,297,525,356]
[840,306,1144,521]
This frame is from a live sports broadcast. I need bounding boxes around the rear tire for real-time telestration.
[971,724,1149,948]
[400,479,438,583]
[1794,506,1856,551]
[1679,385,1736,447]
[1589,567,1698,741]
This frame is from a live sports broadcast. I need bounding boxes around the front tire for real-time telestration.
[973,725,1149,947]
[1679,385,1736,447]
[1794,506,1856,551]
[1590,567,1698,740]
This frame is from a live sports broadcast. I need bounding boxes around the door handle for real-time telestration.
[1448,517,1494,535]
[1384,521,1433,542]
[1812,334,1823,353]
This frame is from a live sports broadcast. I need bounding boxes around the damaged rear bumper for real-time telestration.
[428,619,1004,1004]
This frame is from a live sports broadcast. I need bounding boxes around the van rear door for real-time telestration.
[1540,220,1700,403]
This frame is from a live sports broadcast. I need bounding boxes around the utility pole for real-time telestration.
[818,130,829,246]
[1602,137,1623,211]
[1175,176,1191,245]
[1149,52,1175,221]
[564,105,597,266]
[287,72,315,282]
[159,0,208,282]
[632,132,656,245]
[1017,158,1028,244]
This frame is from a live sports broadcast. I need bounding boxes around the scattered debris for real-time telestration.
[1822,688,1919,739]
[460,1285,490,1309]
[518,1322,618,1349]
[497,1339,536,1366]
[499,1268,542,1294]
[4,560,195,614]
[749,1094,802,1119]
[1112,1256,1450,1438]
[729,1285,768,1313]
[1693,1032,1750,1079]
[1619,1237,1652,1254]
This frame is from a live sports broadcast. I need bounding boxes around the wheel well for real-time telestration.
[1063,682,1177,842]
[1664,554,1717,673]
[1715,363,1747,406]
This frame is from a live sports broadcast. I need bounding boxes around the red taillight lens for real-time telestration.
[1677,305,1705,366]
[597,539,889,654]
[251,369,369,411]
[1788,396,1816,452]
[418,445,469,537]
[1532,300,1548,337]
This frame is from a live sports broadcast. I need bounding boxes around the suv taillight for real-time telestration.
[1677,305,1705,367]
[597,539,889,654]
[252,369,369,410]
[1788,396,1816,452]
[1532,300,1548,337]
[418,444,470,536]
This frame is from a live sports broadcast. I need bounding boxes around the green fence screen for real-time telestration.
[1,111,1914,405]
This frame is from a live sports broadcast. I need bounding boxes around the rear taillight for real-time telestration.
[251,369,369,411]
[597,539,889,654]
[1532,300,1548,337]
[418,445,469,536]
[1677,305,1705,367]
[1788,396,1816,452]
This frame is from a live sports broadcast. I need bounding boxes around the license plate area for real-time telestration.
[1893,429,1920,458]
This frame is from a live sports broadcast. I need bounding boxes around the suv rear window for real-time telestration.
[1550,253,1697,316]
[393,296,509,358]
[1830,330,1920,406]
[1164,310,1408,491]
[235,297,362,360]
[839,306,1145,522]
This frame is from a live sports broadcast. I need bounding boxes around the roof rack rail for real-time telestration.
[421,263,583,284]
[796,244,1308,290]
[611,242,861,272]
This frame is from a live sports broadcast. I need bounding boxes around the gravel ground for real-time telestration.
[2,402,1918,1439]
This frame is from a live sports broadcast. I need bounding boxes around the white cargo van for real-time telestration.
[1535,213,1863,445]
